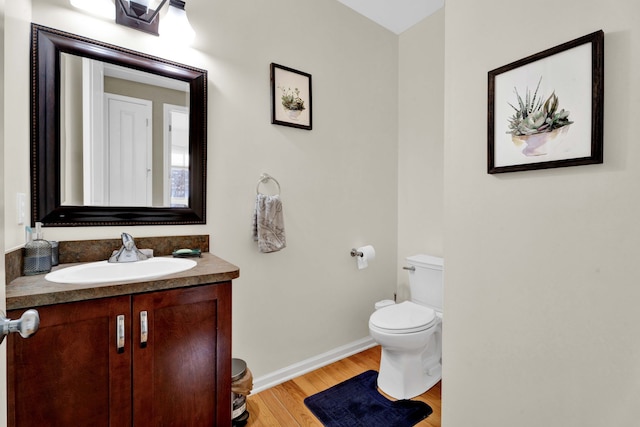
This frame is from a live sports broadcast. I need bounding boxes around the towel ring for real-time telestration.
[256,173,281,195]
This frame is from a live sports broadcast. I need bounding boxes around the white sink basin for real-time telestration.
[45,257,197,284]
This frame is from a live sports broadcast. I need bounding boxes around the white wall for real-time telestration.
[3,2,30,252]
[0,1,6,426]
[443,1,640,426]
[397,10,444,299]
[2,1,31,425]
[10,0,400,377]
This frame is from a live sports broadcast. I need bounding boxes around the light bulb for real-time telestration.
[159,0,196,45]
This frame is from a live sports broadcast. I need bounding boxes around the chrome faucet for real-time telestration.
[108,233,148,263]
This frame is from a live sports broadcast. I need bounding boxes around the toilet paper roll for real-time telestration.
[357,245,376,270]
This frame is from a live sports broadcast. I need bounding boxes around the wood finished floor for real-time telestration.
[244,345,441,426]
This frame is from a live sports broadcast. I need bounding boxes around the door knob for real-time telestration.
[0,309,40,344]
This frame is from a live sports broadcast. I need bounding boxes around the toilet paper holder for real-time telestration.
[351,245,376,270]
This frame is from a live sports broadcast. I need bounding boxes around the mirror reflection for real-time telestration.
[60,53,190,208]
[31,24,207,226]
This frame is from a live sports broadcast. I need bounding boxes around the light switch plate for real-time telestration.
[17,193,26,225]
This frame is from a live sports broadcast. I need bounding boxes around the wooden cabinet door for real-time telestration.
[7,296,132,427]
[132,283,232,427]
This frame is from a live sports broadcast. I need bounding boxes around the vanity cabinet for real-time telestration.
[7,282,232,427]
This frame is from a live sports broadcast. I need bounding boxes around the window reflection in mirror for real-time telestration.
[60,53,190,208]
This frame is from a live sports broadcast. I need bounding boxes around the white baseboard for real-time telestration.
[252,336,377,394]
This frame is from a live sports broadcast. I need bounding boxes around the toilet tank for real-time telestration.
[406,254,443,311]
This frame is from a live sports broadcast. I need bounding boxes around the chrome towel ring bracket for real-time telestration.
[256,173,281,196]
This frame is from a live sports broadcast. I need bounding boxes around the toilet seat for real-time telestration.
[369,301,437,334]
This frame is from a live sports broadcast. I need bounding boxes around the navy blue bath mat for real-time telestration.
[303,370,432,427]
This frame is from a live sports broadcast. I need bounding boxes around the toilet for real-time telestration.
[369,254,443,399]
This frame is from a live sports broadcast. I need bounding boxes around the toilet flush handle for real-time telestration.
[402,266,415,271]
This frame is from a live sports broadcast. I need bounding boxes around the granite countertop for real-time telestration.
[6,253,240,310]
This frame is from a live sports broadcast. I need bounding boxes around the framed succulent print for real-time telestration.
[487,30,604,174]
[271,63,312,130]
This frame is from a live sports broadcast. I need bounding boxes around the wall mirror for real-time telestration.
[31,24,207,226]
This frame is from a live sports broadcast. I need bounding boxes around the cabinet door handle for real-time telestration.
[116,314,125,354]
[140,311,148,348]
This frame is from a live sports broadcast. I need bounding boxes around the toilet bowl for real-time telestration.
[368,254,444,400]
[369,301,442,399]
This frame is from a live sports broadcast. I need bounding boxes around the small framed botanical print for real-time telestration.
[271,63,312,130]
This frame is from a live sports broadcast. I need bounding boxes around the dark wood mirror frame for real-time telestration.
[31,23,207,226]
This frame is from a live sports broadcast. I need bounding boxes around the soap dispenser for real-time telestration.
[23,222,52,276]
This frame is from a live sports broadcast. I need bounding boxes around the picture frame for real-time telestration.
[271,63,312,130]
[487,30,604,174]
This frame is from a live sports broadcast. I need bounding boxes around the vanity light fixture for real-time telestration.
[116,0,195,41]
[70,0,196,43]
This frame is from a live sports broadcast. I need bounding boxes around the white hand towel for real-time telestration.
[252,194,286,253]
